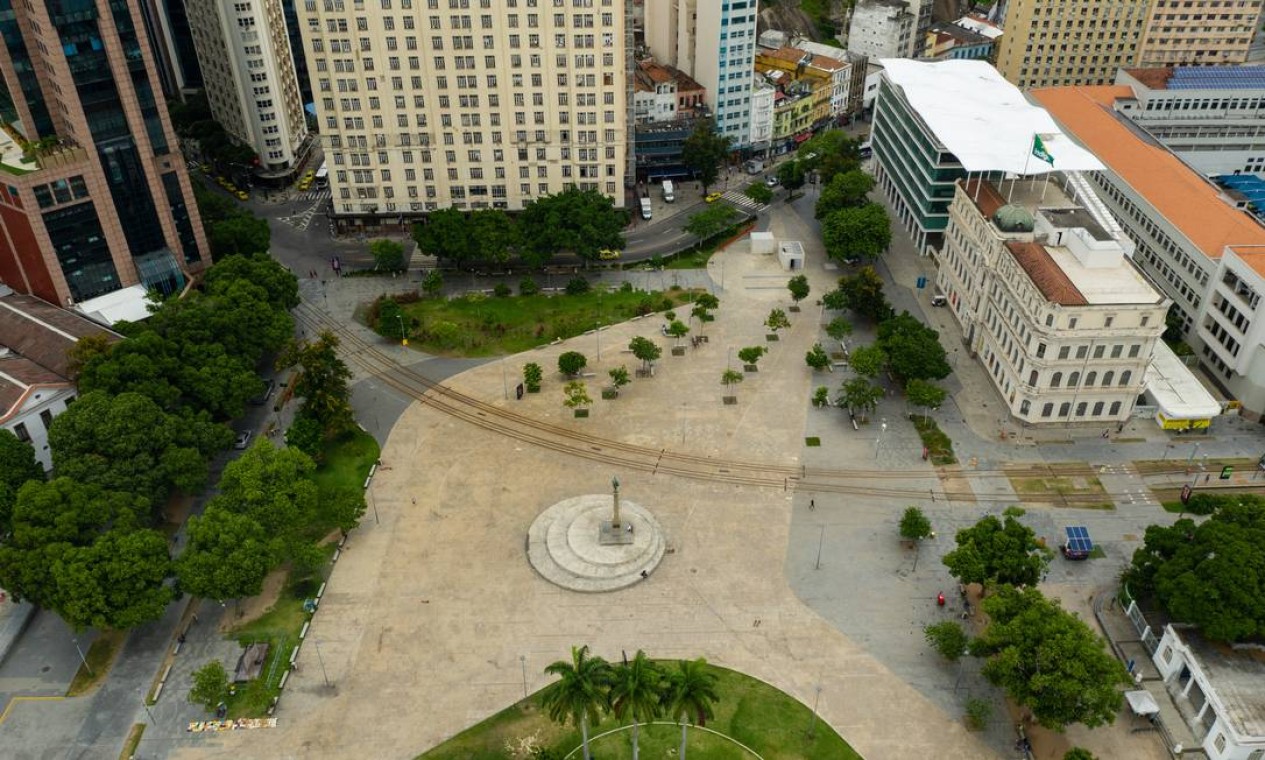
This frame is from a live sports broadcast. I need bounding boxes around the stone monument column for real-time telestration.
[611,476,621,530]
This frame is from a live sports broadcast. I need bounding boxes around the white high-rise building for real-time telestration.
[298,0,628,229]
[645,0,759,146]
[185,0,308,175]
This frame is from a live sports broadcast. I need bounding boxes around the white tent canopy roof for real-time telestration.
[879,59,1105,175]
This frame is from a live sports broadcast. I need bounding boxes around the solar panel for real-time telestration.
[1064,525,1093,555]
[1166,66,1265,91]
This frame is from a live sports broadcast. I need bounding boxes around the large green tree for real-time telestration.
[837,377,882,421]
[797,129,862,183]
[413,207,476,265]
[815,170,875,219]
[1127,500,1265,641]
[203,253,300,310]
[207,215,270,262]
[974,585,1130,730]
[0,478,170,630]
[518,188,627,266]
[822,204,891,264]
[540,645,612,760]
[681,119,733,192]
[877,312,951,383]
[684,204,737,241]
[906,378,948,420]
[610,650,664,760]
[665,658,720,760]
[177,508,277,602]
[777,160,807,198]
[280,331,355,436]
[49,391,229,509]
[211,440,320,559]
[0,429,44,535]
[469,208,519,264]
[838,267,893,323]
[369,238,407,272]
[943,512,1051,589]
[53,527,175,631]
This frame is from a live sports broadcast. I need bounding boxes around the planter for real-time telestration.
[723,396,738,405]
[789,305,801,313]
[743,364,759,372]
[671,346,686,356]
[636,367,654,378]
[601,388,618,400]
[573,409,590,418]
[766,334,779,341]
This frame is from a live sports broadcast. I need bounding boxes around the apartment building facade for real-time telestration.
[1037,86,1265,418]
[0,0,209,307]
[937,178,1168,426]
[1112,67,1265,178]
[186,0,309,175]
[846,0,918,60]
[645,0,758,146]
[1137,0,1264,68]
[298,0,629,228]
[994,0,1150,89]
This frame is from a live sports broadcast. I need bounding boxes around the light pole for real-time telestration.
[313,639,332,688]
[1187,441,1200,464]
[501,356,509,400]
[814,525,825,570]
[806,683,823,739]
[519,655,528,699]
[875,420,887,460]
[397,314,407,346]
[139,689,157,726]
[72,637,93,676]
[368,482,380,524]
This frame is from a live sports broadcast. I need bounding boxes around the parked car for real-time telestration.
[598,248,621,260]
[705,192,723,203]
[766,175,780,187]
[234,430,253,450]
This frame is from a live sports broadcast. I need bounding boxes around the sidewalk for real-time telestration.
[0,594,33,669]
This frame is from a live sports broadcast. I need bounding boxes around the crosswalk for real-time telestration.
[300,188,331,202]
[720,190,767,214]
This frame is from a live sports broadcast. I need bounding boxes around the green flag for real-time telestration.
[1032,134,1055,166]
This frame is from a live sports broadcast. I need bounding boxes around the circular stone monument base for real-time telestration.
[526,495,666,592]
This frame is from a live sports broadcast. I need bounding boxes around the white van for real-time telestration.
[744,159,765,174]
[640,197,652,220]
[662,180,675,203]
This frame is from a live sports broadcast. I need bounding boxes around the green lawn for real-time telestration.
[418,663,862,760]
[311,428,380,496]
[218,429,377,718]
[391,287,700,356]
[1007,464,1112,508]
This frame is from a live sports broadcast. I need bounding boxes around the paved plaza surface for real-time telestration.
[173,199,1006,760]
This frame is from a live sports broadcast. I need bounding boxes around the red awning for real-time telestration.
[794,133,812,143]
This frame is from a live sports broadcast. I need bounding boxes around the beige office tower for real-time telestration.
[1137,0,1264,68]
[186,0,310,175]
[297,0,629,231]
[993,0,1151,89]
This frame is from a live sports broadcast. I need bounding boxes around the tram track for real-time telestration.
[293,304,1215,504]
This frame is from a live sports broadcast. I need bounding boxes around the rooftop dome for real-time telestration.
[993,204,1035,233]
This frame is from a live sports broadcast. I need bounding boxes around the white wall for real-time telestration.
[1,386,76,471]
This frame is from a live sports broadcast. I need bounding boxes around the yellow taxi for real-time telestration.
[705,192,723,203]
[236,191,249,201]
[598,248,620,260]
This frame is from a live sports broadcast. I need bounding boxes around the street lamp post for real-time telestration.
[875,420,887,460]
[397,314,407,346]
[72,637,93,676]
[139,689,157,725]
[313,639,332,688]
[520,655,528,699]
[1187,442,1201,464]
[814,525,825,570]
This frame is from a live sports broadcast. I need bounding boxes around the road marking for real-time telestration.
[0,695,65,727]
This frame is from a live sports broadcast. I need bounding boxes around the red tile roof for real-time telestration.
[1006,241,1088,306]
[1033,86,1265,276]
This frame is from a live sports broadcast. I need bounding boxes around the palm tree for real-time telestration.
[609,650,664,760]
[540,645,612,760]
[664,658,720,760]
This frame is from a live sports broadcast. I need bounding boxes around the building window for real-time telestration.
[13,422,30,442]
[1102,371,1114,386]
[1019,400,1030,415]
[1109,401,1121,416]
[1120,371,1132,386]
[1092,402,1104,416]
[39,410,53,431]
[1068,372,1080,388]
[1036,342,1046,358]
[1051,372,1062,388]
[1085,372,1097,387]
[1059,402,1071,417]
[1042,403,1054,418]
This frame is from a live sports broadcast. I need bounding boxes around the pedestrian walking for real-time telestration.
[809,499,815,511]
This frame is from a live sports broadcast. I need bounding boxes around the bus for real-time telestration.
[314,162,329,188]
